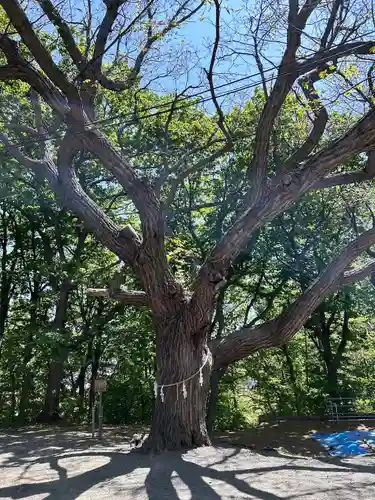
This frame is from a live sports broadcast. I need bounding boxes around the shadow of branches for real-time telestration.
[0,428,374,499]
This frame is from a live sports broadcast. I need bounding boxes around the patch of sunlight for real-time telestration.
[170,473,192,500]
[58,454,111,478]
[18,454,111,483]
[77,467,150,498]
[201,475,254,498]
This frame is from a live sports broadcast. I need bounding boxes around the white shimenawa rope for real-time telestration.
[154,353,211,403]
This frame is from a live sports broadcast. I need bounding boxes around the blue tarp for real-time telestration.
[312,429,375,457]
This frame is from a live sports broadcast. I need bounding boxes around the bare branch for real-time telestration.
[86,287,148,306]
[128,1,205,87]
[91,0,126,77]
[283,64,331,170]
[36,0,88,76]
[320,0,343,50]
[84,0,154,90]
[247,0,323,203]
[205,0,232,144]
[1,0,80,102]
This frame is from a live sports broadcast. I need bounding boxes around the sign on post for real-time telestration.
[94,379,107,392]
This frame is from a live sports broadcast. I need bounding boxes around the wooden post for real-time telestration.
[93,379,107,440]
[98,391,103,439]
[92,394,96,438]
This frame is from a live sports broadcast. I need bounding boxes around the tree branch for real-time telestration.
[0,130,142,267]
[340,260,375,285]
[0,131,57,184]
[320,0,343,50]
[246,0,322,203]
[1,0,80,102]
[214,229,375,368]
[205,0,232,144]
[191,105,375,330]
[56,131,141,264]
[83,0,154,90]
[283,64,331,170]
[0,33,69,115]
[86,287,148,306]
[312,150,375,189]
[127,1,205,88]
[297,41,375,77]
[36,0,88,76]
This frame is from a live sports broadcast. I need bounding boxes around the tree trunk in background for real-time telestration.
[38,279,72,423]
[145,320,212,451]
[88,344,101,420]
[77,365,87,411]
[18,286,39,423]
[18,369,33,422]
[206,367,226,433]
[77,337,95,412]
[38,361,65,423]
[282,344,301,414]
[18,333,35,422]
[0,206,18,358]
[326,362,339,398]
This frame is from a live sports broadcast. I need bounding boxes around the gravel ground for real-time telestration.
[0,427,375,499]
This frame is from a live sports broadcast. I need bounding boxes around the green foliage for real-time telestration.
[1,22,375,432]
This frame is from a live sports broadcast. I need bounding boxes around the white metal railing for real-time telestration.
[326,397,375,422]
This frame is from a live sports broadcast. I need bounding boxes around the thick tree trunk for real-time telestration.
[145,321,212,451]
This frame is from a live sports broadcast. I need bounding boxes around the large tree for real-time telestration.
[2,0,375,450]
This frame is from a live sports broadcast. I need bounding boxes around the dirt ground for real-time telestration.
[0,422,374,499]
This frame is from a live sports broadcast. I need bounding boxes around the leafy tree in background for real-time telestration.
[1,0,375,450]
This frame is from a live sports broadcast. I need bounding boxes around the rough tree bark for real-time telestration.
[146,317,213,451]
[2,0,375,450]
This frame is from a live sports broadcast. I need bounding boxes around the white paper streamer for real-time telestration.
[153,352,210,402]
[199,368,203,386]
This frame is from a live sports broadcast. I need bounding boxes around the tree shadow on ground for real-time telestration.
[0,428,374,499]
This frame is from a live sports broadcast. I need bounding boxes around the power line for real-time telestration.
[1,35,375,152]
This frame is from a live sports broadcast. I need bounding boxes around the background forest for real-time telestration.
[2,82,375,431]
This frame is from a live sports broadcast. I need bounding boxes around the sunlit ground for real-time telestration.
[0,424,374,499]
